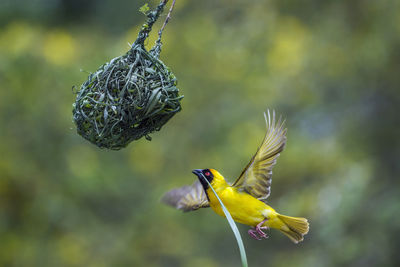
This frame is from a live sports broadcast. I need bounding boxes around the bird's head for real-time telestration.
[192,168,224,190]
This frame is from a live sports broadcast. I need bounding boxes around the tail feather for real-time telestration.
[277,214,309,244]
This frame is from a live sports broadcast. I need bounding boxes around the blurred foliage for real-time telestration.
[0,0,399,266]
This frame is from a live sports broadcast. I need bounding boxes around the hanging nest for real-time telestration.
[72,0,182,150]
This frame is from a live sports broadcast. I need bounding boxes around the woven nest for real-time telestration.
[72,0,182,150]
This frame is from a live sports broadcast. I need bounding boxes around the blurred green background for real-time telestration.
[1,0,399,266]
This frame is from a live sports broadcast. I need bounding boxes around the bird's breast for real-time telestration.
[207,187,268,226]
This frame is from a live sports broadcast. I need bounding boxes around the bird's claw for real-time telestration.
[248,228,269,240]
[248,219,269,240]
[256,226,269,238]
[248,229,262,240]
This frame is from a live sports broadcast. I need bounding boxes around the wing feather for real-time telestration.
[232,110,287,200]
[162,180,209,212]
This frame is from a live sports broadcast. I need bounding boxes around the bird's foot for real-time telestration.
[248,219,269,240]
[255,219,269,238]
[248,229,262,240]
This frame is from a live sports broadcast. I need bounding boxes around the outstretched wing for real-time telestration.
[232,110,287,201]
[162,180,209,212]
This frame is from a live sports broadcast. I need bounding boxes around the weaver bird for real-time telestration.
[162,111,309,243]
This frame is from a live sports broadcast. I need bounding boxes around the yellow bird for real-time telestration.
[162,111,309,243]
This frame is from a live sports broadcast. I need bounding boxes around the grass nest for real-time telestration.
[72,0,182,150]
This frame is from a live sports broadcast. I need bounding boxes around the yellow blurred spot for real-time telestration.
[214,46,250,81]
[186,257,219,267]
[129,140,164,177]
[183,17,217,52]
[56,234,88,266]
[0,21,38,56]
[42,30,77,66]
[228,120,264,166]
[321,43,349,77]
[66,145,99,180]
[267,17,309,75]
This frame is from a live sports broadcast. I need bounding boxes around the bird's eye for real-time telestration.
[204,171,211,177]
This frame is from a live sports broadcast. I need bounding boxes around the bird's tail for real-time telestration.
[277,214,309,244]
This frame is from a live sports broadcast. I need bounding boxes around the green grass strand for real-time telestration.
[204,179,248,267]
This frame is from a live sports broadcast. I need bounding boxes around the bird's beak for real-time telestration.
[192,169,203,177]
[192,169,209,189]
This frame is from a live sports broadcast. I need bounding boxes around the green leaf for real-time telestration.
[139,3,150,15]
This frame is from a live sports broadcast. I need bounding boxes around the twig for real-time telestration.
[158,0,176,42]
[150,0,177,58]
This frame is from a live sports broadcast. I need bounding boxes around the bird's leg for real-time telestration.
[248,229,262,240]
[255,218,269,238]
